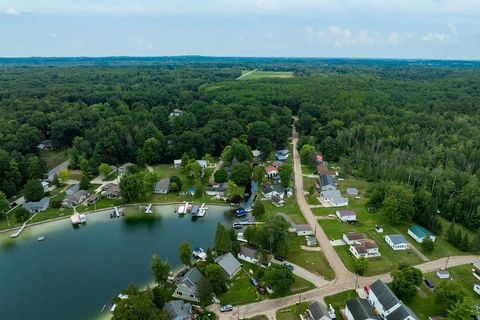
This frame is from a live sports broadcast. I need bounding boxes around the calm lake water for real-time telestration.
[0,205,234,320]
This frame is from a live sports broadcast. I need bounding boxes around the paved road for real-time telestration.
[47,160,69,181]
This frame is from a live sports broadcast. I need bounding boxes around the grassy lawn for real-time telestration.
[40,149,69,169]
[324,289,357,318]
[406,264,480,319]
[238,70,294,81]
[263,197,306,224]
[275,302,309,320]
[286,236,335,280]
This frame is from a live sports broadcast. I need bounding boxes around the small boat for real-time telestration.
[232,221,243,229]
[192,247,207,260]
[235,208,248,218]
[178,205,186,215]
[191,205,200,217]
[79,214,87,224]
[37,236,45,241]
[113,207,121,218]
[145,204,153,214]
[186,203,193,213]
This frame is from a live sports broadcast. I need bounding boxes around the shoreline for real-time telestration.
[0,201,235,236]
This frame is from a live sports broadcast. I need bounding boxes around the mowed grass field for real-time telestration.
[237,70,294,80]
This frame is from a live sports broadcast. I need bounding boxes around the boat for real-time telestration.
[71,213,87,225]
[113,207,121,218]
[178,205,186,215]
[192,247,207,260]
[235,208,248,218]
[191,205,200,217]
[237,233,247,243]
[186,203,193,213]
[37,236,45,241]
[197,203,208,217]
[79,214,87,224]
[145,204,153,214]
[232,221,243,229]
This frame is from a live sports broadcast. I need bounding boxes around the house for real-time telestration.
[163,300,192,320]
[321,190,348,207]
[347,188,359,196]
[196,160,208,169]
[271,195,285,207]
[265,166,278,178]
[66,184,80,195]
[206,183,227,197]
[300,301,331,320]
[104,184,121,199]
[336,210,357,222]
[173,268,203,302]
[291,224,313,236]
[315,154,323,164]
[261,183,284,199]
[238,246,258,264]
[271,160,283,167]
[215,252,242,279]
[319,174,336,191]
[317,163,336,177]
[473,262,480,280]
[101,182,117,192]
[154,178,170,194]
[474,284,480,295]
[345,298,378,320]
[305,236,317,247]
[37,139,53,151]
[62,190,89,207]
[276,149,289,162]
[169,109,184,117]
[343,232,368,245]
[407,225,436,243]
[252,150,262,160]
[384,234,409,251]
[41,181,49,191]
[173,159,182,168]
[367,280,417,319]
[23,197,50,214]
[349,240,380,259]
[84,194,100,206]
[436,270,450,279]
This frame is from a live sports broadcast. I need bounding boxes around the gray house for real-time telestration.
[173,268,203,302]
[215,252,242,279]
[154,178,170,194]
[301,301,331,320]
[62,190,88,207]
[319,174,336,191]
[66,184,80,195]
[23,197,50,214]
[345,298,378,320]
[163,300,192,320]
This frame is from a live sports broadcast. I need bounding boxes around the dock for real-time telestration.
[197,203,207,217]
[145,204,153,214]
[10,222,27,238]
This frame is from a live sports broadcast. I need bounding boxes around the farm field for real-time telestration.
[237,70,294,80]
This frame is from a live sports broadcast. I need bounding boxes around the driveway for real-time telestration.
[47,160,69,181]
[270,259,329,287]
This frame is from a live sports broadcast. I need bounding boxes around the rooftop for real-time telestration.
[215,252,241,277]
[386,234,408,245]
[338,210,356,217]
[239,246,257,258]
[369,280,400,311]
[346,298,378,319]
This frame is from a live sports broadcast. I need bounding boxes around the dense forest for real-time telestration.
[1,58,480,234]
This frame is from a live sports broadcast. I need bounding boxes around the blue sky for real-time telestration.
[1,0,479,59]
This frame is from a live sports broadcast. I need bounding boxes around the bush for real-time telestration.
[51,199,62,208]
[213,168,228,183]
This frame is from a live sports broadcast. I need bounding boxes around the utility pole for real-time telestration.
[354,272,359,290]
[445,256,450,269]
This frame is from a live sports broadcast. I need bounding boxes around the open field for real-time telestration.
[324,290,357,318]
[40,149,69,170]
[275,302,309,320]
[406,264,480,319]
[238,70,294,81]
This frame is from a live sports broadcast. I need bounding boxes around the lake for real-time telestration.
[0,205,234,320]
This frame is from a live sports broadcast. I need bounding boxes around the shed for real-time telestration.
[347,188,359,196]
[436,270,450,279]
[173,159,182,168]
[408,225,436,243]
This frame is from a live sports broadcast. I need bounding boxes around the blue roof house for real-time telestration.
[407,225,436,243]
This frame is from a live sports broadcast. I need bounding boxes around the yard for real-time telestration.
[407,264,480,319]
[238,70,294,81]
[275,302,309,320]
[40,149,69,170]
[324,289,357,318]
[263,197,306,224]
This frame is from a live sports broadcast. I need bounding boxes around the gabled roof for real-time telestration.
[347,187,359,194]
[23,197,50,210]
[308,301,328,319]
[346,298,378,319]
[271,161,283,167]
[319,174,335,187]
[338,210,356,217]
[408,225,433,238]
[385,304,417,320]
[386,234,408,245]
[215,252,241,277]
[266,165,277,173]
[369,280,400,311]
[239,246,257,258]
[179,268,203,291]
[155,178,170,189]
[272,195,283,204]
[345,232,367,241]
[296,224,312,232]
[163,300,192,320]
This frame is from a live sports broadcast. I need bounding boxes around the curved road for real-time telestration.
[210,123,480,319]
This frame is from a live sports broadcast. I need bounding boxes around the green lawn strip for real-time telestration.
[425,264,480,301]
[406,285,444,320]
[238,71,294,81]
[286,235,335,280]
[263,198,306,224]
[324,289,357,318]
[39,149,69,170]
[275,302,309,320]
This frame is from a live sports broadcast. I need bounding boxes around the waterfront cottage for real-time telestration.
[336,210,357,222]
[62,190,89,208]
[384,234,409,250]
[206,183,227,197]
[345,298,378,320]
[104,184,121,199]
[154,178,170,194]
[163,300,192,320]
[215,252,242,279]
[237,246,258,264]
[23,197,50,214]
[343,232,368,245]
[173,268,203,302]
[407,225,436,243]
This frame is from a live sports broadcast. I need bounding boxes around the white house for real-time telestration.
[349,240,380,259]
[173,268,203,302]
[343,232,368,245]
[436,270,450,279]
[336,210,357,222]
[407,225,436,243]
[384,234,409,251]
[474,284,480,295]
[291,224,313,236]
[196,160,208,169]
[173,159,182,168]
[154,178,170,194]
[322,190,348,207]
[367,280,417,319]
[345,298,377,320]
[237,246,258,264]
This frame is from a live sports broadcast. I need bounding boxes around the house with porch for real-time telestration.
[173,268,203,302]
[384,234,409,250]
[349,240,380,259]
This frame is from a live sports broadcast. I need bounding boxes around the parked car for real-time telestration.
[283,263,294,270]
[424,278,434,289]
[274,255,285,262]
[250,278,258,287]
[220,304,233,312]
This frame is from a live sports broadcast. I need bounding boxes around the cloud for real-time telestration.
[49,33,59,38]
[421,33,450,42]
[306,26,380,48]
[5,7,19,15]
[129,38,153,50]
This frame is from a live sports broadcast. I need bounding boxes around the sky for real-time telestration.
[0,0,479,59]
